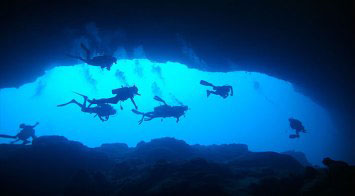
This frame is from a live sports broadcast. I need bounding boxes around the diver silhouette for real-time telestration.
[200,80,233,99]
[288,118,307,139]
[57,95,116,122]
[74,85,140,110]
[132,96,188,124]
[0,122,39,144]
[111,85,141,110]
[67,43,117,70]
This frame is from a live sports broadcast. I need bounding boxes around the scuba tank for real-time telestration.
[112,87,129,95]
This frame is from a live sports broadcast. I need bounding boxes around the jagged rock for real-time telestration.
[192,143,249,162]
[32,135,84,147]
[1,135,353,195]
[283,150,311,167]
[94,143,130,160]
[230,152,304,172]
[131,137,195,163]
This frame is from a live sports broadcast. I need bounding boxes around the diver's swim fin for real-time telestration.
[0,134,16,139]
[72,91,88,99]
[200,80,215,87]
[154,96,167,105]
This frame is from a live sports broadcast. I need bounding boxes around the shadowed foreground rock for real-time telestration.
[0,136,353,196]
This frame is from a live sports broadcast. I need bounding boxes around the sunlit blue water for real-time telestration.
[0,59,340,164]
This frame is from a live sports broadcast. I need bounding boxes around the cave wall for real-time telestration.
[0,0,353,161]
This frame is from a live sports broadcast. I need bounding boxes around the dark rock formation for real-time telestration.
[0,135,353,195]
[230,152,304,173]
[283,150,312,167]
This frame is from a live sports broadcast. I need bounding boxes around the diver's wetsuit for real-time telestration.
[58,96,116,122]
[289,118,306,138]
[11,123,38,144]
[132,96,188,124]
[208,85,233,98]
[78,86,140,110]
[200,80,233,99]
[67,43,117,70]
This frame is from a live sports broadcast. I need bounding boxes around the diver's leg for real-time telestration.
[98,115,105,122]
[22,140,30,145]
[10,139,20,144]
[80,97,91,112]
[144,117,154,121]
[138,114,146,125]
[57,99,83,107]
[60,99,90,113]
[87,99,95,108]
[176,117,180,123]
[130,97,138,110]
[207,90,218,97]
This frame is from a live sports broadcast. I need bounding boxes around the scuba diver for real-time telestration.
[111,85,141,110]
[67,43,117,70]
[0,122,39,144]
[200,80,233,99]
[131,96,188,124]
[288,118,307,139]
[57,94,116,122]
[74,85,141,110]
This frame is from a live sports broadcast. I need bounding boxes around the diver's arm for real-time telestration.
[130,97,138,110]
[98,115,105,122]
[31,122,39,128]
[229,86,233,96]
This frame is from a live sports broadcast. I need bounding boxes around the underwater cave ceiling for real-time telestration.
[0,1,353,144]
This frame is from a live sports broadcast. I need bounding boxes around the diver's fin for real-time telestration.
[72,91,87,98]
[154,96,167,105]
[200,80,215,87]
[80,43,91,60]
[0,134,16,139]
[57,99,77,107]
[66,54,86,62]
[132,109,144,115]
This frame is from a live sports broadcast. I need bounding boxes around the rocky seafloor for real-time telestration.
[0,136,353,196]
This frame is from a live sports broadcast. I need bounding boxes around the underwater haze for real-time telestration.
[0,59,340,165]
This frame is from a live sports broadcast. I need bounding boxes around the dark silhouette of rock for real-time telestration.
[282,150,311,167]
[192,143,249,162]
[94,143,130,160]
[230,152,304,173]
[0,135,353,195]
[130,137,195,164]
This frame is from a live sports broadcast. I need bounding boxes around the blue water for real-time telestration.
[0,59,340,165]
